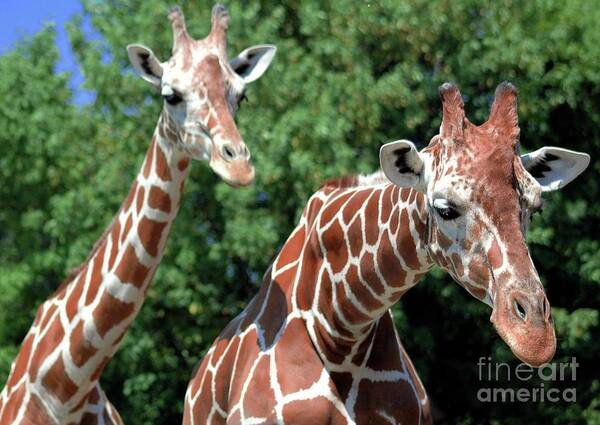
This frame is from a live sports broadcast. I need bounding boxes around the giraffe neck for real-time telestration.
[2,112,191,422]
[273,181,434,368]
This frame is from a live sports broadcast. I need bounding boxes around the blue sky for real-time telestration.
[0,0,95,104]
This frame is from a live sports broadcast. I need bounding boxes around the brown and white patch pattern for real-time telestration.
[0,4,276,423]
[184,180,433,425]
[184,82,589,424]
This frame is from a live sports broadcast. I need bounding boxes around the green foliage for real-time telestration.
[1,0,598,423]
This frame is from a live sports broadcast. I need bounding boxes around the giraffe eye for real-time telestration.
[436,206,461,220]
[530,205,544,218]
[238,91,248,106]
[164,93,183,105]
[433,199,461,221]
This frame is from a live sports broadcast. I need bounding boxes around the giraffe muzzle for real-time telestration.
[491,289,556,367]
[209,141,255,187]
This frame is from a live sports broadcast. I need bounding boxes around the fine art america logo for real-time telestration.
[477,357,578,403]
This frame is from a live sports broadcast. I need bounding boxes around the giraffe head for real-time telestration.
[126,4,276,187]
[380,82,590,366]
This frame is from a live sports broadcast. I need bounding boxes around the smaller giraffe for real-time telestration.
[183,82,590,425]
[0,4,276,424]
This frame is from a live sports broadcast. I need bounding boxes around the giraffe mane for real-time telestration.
[320,175,360,189]
[320,170,390,189]
[320,171,389,189]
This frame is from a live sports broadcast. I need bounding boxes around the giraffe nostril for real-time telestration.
[241,145,250,159]
[514,299,527,321]
[542,297,551,321]
[222,144,236,161]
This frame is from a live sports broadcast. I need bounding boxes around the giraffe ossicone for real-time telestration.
[184,81,589,425]
[0,4,275,424]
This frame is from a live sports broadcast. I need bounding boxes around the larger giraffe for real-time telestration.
[183,82,590,424]
[0,5,276,424]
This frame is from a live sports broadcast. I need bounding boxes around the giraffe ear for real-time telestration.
[380,140,427,191]
[229,44,276,84]
[127,44,163,87]
[521,147,590,192]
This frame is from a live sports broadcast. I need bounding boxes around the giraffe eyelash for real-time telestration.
[236,90,248,107]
